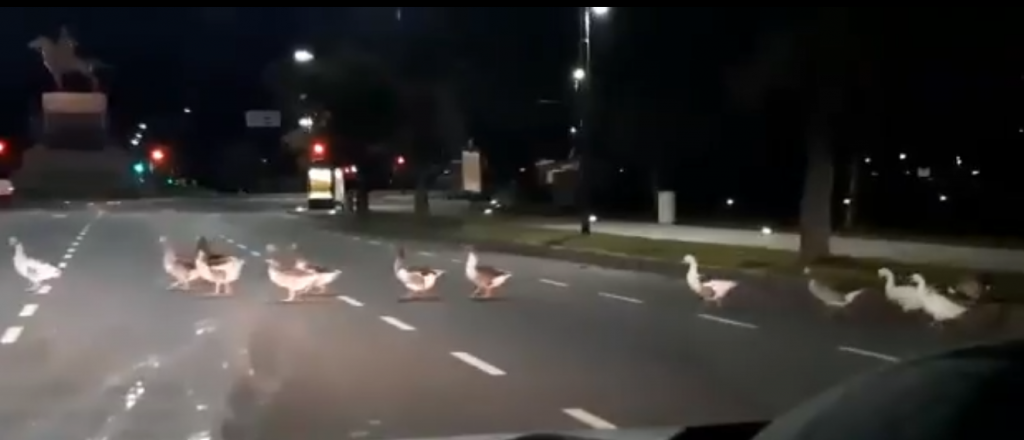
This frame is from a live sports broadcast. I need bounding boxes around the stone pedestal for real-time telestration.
[11,146,143,200]
[40,92,107,151]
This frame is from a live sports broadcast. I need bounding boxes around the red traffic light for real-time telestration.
[396,155,405,165]
[0,141,6,154]
[150,148,165,161]
[312,142,325,156]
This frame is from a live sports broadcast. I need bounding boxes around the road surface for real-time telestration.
[0,199,985,439]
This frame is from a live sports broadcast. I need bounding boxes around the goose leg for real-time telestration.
[27,281,40,292]
[283,289,297,302]
[469,286,481,299]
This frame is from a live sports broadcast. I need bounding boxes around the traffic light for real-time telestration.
[150,148,165,162]
[0,141,6,154]
[396,155,405,165]
[133,162,144,174]
[312,142,325,157]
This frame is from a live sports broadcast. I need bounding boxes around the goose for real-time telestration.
[159,236,200,290]
[465,246,511,300]
[284,243,342,295]
[195,249,245,296]
[681,254,738,306]
[878,268,924,313]
[946,274,992,305]
[266,259,320,302]
[394,245,444,301]
[9,237,61,291]
[911,273,969,327]
[803,267,865,314]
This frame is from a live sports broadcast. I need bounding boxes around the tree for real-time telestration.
[265,46,402,215]
[729,8,874,262]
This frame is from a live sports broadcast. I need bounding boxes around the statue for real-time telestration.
[28,26,104,91]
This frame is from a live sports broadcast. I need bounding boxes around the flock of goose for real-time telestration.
[6,235,986,328]
[158,236,513,303]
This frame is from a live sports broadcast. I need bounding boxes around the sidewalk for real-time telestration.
[538,221,1024,273]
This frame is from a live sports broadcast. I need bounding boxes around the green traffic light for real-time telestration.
[133,162,144,174]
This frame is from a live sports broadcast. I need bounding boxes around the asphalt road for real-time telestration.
[0,199,989,440]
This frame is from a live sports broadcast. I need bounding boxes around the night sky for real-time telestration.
[1,8,1023,236]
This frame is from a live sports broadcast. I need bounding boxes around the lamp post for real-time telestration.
[574,7,610,235]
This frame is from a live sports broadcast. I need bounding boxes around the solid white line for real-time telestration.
[380,316,415,331]
[697,313,758,329]
[338,296,364,307]
[539,279,568,288]
[451,352,506,376]
[19,304,39,317]
[417,251,436,257]
[598,292,643,304]
[36,285,52,295]
[57,262,68,269]
[563,408,617,430]
[837,346,899,363]
[1,327,23,344]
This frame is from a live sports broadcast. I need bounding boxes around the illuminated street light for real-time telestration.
[572,68,586,82]
[183,107,191,114]
[293,49,314,63]
[130,139,139,146]
[138,123,147,130]
[590,7,610,15]
[299,116,313,129]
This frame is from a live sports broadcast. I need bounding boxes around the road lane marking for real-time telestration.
[338,296,364,307]
[697,313,758,329]
[35,285,52,295]
[62,252,74,260]
[250,251,261,257]
[837,346,899,363]
[539,279,568,288]
[598,292,643,304]
[380,316,415,331]
[352,237,362,241]
[451,352,506,376]
[18,304,38,317]
[1,327,23,344]
[417,251,436,257]
[563,408,617,430]
[237,244,248,250]
[451,258,463,264]
[57,262,68,269]
[367,240,382,246]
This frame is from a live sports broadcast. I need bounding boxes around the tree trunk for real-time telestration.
[413,166,431,217]
[799,125,835,262]
[843,157,859,230]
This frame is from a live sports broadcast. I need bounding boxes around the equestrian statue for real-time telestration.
[28,26,105,91]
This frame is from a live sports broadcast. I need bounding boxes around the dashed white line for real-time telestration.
[380,316,415,331]
[539,278,568,288]
[367,240,382,246]
[697,313,758,329]
[338,296,364,307]
[451,258,463,264]
[62,253,73,260]
[598,292,643,304]
[1,327,23,344]
[250,251,261,258]
[837,346,899,363]
[18,304,39,317]
[237,244,248,250]
[35,285,52,295]
[451,352,506,376]
[563,408,617,430]
[57,262,68,269]
[417,251,436,257]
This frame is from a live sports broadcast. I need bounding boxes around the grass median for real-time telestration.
[309,211,1024,305]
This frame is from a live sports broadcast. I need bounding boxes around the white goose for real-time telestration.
[681,254,738,306]
[159,236,200,290]
[394,246,444,301]
[266,259,320,302]
[911,273,969,327]
[465,247,511,300]
[803,267,865,313]
[195,249,245,296]
[9,237,61,291]
[267,243,341,295]
[878,268,924,313]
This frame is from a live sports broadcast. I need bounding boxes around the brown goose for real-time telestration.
[287,243,341,294]
[464,246,511,300]
[197,236,230,265]
[195,249,245,296]
[394,246,444,301]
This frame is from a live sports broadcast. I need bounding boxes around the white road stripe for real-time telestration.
[338,296,364,307]
[57,262,68,269]
[451,352,506,376]
[380,316,415,331]
[417,251,436,257]
[250,251,262,257]
[697,313,758,329]
[237,244,248,250]
[451,258,463,264]
[36,285,52,295]
[837,346,899,363]
[1,327,23,344]
[18,304,38,317]
[62,253,73,260]
[598,292,643,304]
[539,278,568,288]
[367,240,382,246]
[563,408,617,430]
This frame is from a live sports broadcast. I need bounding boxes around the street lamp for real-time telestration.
[299,116,313,129]
[293,49,314,63]
[183,107,191,114]
[573,7,610,235]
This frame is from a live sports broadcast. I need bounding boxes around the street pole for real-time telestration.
[575,6,594,235]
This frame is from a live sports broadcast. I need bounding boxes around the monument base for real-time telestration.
[40,92,107,151]
[11,146,145,200]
